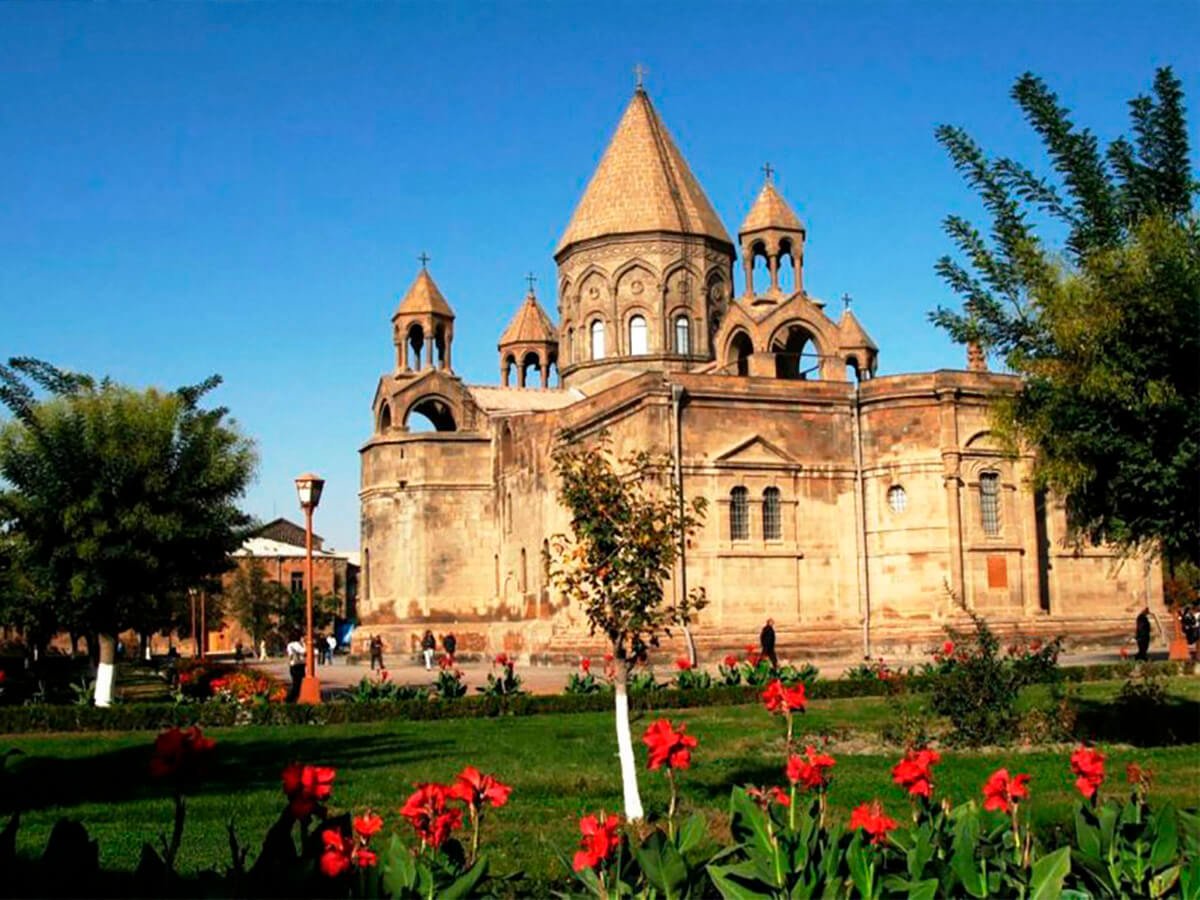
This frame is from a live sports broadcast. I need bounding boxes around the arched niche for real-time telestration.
[407,324,425,369]
[728,330,753,376]
[769,321,823,380]
[378,401,392,432]
[405,395,458,432]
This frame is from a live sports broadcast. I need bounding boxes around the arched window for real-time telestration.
[887,485,907,514]
[378,401,392,432]
[566,328,574,363]
[730,486,749,540]
[590,320,605,360]
[520,548,528,592]
[674,315,691,355]
[763,487,781,540]
[980,472,1001,536]
[730,332,753,376]
[628,315,648,355]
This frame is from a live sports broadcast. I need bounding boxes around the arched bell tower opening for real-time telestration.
[498,281,559,388]
[392,265,456,374]
[739,168,806,304]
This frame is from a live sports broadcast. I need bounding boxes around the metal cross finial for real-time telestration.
[525,272,537,294]
[762,162,775,183]
[842,292,852,311]
[634,63,648,90]
[417,251,431,270]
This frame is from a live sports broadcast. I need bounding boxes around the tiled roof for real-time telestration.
[234,537,341,559]
[556,89,732,254]
[467,385,584,413]
[499,293,557,346]
[740,180,804,234]
[394,269,455,318]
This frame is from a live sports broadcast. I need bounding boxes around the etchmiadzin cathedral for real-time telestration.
[355,82,1161,658]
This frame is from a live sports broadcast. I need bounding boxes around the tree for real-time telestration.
[549,433,706,820]
[0,358,257,705]
[930,67,1199,568]
[223,555,290,648]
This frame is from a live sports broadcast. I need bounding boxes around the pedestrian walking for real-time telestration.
[421,629,436,670]
[442,631,457,662]
[369,634,384,671]
[286,632,306,703]
[760,618,778,670]
[1135,607,1153,661]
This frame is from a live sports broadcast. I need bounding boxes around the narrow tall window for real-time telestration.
[980,472,1001,536]
[290,572,304,596]
[590,320,605,360]
[763,487,781,540]
[628,315,648,355]
[730,486,749,540]
[674,315,691,354]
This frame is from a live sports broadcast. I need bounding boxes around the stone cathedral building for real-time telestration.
[358,86,1160,658]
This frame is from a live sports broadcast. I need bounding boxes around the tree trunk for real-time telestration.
[613,668,644,821]
[94,632,116,707]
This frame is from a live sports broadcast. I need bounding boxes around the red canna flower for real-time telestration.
[761,679,807,714]
[1119,647,1130,659]
[848,800,897,845]
[722,654,738,669]
[449,766,512,810]
[769,786,791,807]
[149,726,216,780]
[354,848,378,868]
[892,747,941,799]
[981,768,1031,814]
[282,763,336,819]
[1126,762,1153,788]
[379,669,390,682]
[643,718,698,771]
[603,652,614,663]
[319,828,352,877]
[494,653,512,668]
[786,746,836,791]
[674,658,693,671]
[942,640,955,657]
[1070,746,1105,800]
[580,658,591,674]
[572,812,621,872]
[744,644,757,655]
[745,785,790,809]
[354,811,384,838]
[400,783,462,849]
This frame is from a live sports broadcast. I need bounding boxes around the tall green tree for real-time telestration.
[223,555,289,648]
[931,67,1199,568]
[549,434,706,820]
[0,358,257,704]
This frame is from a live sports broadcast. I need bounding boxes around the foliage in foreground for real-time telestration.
[932,66,1199,568]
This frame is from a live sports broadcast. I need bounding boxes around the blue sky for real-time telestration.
[1,2,1195,550]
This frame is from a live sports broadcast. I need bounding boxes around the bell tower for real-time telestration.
[739,166,807,304]
[391,258,455,375]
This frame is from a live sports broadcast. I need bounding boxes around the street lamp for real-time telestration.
[295,472,325,704]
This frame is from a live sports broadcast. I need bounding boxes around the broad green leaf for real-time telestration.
[439,859,488,900]
[1149,864,1180,898]
[707,862,775,900]
[635,830,688,899]
[1150,803,1179,870]
[380,834,417,897]
[1030,847,1071,900]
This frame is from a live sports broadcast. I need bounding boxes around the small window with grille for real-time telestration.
[730,486,749,540]
[763,487,782,540]
[887,485,907,514]
[980,472,1001,536]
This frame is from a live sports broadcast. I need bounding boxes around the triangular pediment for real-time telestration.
[714,435,797,466]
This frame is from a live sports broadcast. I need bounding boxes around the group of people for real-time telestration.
[419,630,457,670]
[284,631,340,702]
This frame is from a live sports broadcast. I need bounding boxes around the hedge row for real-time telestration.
[0,661,1187,735]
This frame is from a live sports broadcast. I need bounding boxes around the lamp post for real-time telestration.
[295,473,325,704]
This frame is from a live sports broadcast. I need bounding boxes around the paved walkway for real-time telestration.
[235,647,1174,700]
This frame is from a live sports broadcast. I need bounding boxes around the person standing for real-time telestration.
[325,633,337,665]
[1135,607,1153,661]
[421,629,436,671]
[443,631,457,662]
[369,634,384,671]
[285,632,306,703]
[1183,606,1199,660]
[760,618,778,670]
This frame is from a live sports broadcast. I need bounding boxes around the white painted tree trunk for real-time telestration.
[94,633,116,708]
[613,674,644,821]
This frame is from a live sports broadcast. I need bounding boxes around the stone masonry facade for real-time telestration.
[358,86,1163,661]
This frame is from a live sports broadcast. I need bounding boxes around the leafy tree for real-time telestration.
[0,358,256,704]
[931,67,1199,568]
[549,433,706,820]
[222,555,291,647]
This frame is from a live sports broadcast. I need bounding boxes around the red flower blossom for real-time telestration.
[320,829,352,877]
[438,654,454,670]
[892,747,941,798]
[1126,762,1153,788]
[722,654,738,669]
[942,640,955,657]
[761,679,807,714]
[1030,639,1042,651]
[149,726,215,779]
[744,785,791,809]
[1070,746,1105,800]
[572,812,621,872]
[449,766,512,809]
[0,670,7,683]
[848,800,897,845]
[494,653,513,668]
[282,763,336,819]
[580,658,591,674]
[786,746,836,791]
[354,812,384,838]
[379,669,390,682]
[354,848,378,868]
[1119,647,1130,660]
[643,718,698,771]
[399,783,462,849]
[674,658,693,671]
[603,652,614,663]
[744,644,757,655]
[982,768,1031,814]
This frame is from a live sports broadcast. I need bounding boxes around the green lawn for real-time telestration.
[3,680,1199,890]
